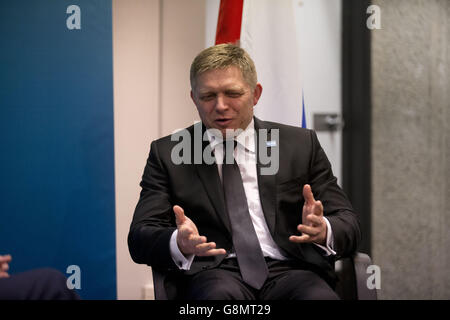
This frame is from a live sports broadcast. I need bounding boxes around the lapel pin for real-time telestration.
[266,140,277,147]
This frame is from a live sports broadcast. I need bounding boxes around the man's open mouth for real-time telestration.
[215,118,233,126]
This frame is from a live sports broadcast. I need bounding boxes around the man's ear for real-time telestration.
[253,83,263,105]
[190,90,195,102]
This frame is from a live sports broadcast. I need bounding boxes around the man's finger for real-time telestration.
[195,242,227,256]
[289,234,311,243]
[199,249,228,257]
[195,242,217,252]
[0,255,12,263]
[303,184,316,205]
[173,205,186,226]
[297,224,320,237]
[312,200,323,215]
[189,235,207,246]
[0,263,9,272]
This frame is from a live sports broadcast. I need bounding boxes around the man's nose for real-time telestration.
[214,95,228,112]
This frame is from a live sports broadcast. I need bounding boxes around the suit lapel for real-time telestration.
[193,124,231,233]
[254,117,278,235]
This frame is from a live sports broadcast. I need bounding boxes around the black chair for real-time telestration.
[151,252,378,300]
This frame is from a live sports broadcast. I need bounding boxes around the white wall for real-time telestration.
[295,0,343,185]
[159,0,205,137]
[113,0,207,299]
[113,0,161,300]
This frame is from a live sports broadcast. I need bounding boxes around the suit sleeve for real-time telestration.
[127,140,178,271]
[308,130,362,259]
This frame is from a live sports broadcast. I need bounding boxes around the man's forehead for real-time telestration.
[195,67,246,89]
[197,83,245,93]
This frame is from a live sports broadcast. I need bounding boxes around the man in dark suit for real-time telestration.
[128,44,361,300]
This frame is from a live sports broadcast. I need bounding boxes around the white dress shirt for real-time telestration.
[170,119,335,270]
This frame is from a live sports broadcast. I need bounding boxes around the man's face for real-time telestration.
[191,66,262,137]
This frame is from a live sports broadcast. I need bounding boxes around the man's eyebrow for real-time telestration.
[225,88,245,92]
[198,90,216,95]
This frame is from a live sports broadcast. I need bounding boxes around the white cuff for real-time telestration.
[313,217,336,256]
[170,229,195,270]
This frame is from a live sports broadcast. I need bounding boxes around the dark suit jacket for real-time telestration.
[128,117,361,287]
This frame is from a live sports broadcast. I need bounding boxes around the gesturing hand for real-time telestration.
[289,184,327,246]
[173,205,227,257]
[0,254,12,278]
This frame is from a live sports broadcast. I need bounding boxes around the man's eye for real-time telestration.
[200,95,215,101]
[227,92,243,97]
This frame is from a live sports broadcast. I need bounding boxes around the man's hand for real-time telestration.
[173,205,227,257]
[0,254,12,278]
[289,185,327,246]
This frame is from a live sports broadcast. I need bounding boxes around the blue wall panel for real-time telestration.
[0,0,116,299]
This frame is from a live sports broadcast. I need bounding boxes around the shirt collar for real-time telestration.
[205,118,256,153]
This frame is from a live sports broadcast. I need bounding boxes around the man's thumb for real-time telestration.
[173,205,186,225]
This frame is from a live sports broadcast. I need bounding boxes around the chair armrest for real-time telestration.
[334,252,378,300]
[353,252,378,300]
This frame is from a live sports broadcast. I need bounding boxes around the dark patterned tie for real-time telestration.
[221,140,268,289]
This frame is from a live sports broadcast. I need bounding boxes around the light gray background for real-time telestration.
[371,0,450,299]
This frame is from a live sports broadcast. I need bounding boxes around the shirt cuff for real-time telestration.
[313,217,336,256]
[170,229,195,270]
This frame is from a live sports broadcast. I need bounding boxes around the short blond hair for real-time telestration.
[190,44,258,90]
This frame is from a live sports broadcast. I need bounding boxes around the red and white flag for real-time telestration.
[215,0,304,127]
